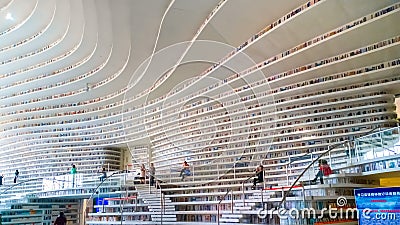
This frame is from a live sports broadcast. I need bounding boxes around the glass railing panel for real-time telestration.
[355,127,400,162]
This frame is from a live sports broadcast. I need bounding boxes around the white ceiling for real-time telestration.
[0,0,399,147]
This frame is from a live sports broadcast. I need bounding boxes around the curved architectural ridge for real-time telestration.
[0,0,38,37]
[0,0,398,206]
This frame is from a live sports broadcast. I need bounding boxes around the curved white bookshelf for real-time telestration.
[0,1,399,224]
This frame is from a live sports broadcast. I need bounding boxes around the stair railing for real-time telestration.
[82,170,126,225]
[241,173,257,206]
[217,188,234,225]
[157,180,165,225]
[0,170,81,196]
[282,151,313,186]
[354,127,398,162]
[277,126,383,209]
[278,140,348,209]
[145,170,168,224]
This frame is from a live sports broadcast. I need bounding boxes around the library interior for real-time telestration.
[0,0,400,224]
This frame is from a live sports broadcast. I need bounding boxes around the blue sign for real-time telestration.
[355,187,400,225]
[95,198,109,213]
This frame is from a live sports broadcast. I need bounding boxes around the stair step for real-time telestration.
[143,198,171,201]
[152,219,177,222]
[221,214,243,218]
[139,194,162,196]
[149,208,175,212]
[235,202,255,206]
[149,211,176,214]
[219,218,240,223]
[145,202,173,205]
[151,214,177,218]
[149,206,175,210]
[244,199,267,203]
[233,206,252,210]
[150,210,176,213]
[141,197,171,200]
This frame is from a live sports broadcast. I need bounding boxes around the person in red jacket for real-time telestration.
[54,211,67,225]
[179,161,190,180]
[312,159,332,184]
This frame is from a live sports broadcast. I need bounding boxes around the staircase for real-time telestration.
[219,189,269,223]
[135,184,177,223]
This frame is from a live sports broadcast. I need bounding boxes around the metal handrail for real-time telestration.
[241,171,259,206]
[217,188,234,225]
[0,171,77,196]
[82,170,126,225]
[277,126,384,209]
[156,178,164,225]
[278,140,348,209]
[357,139,398,154]
[146,172,165,224]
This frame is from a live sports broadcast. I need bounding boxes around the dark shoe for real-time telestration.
[310,180,317,185]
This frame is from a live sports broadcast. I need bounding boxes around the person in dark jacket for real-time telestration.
[252,165,264,189]
[14,170,19,183]
[54,211,67,225]
[99,167,107,182]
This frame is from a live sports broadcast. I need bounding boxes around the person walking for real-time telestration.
[0,174,3,185]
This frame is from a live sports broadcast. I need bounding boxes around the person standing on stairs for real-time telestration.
[149,163,155,186]
[140,164,146,184]
[70,164,77,187]
[14,169,19,183]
